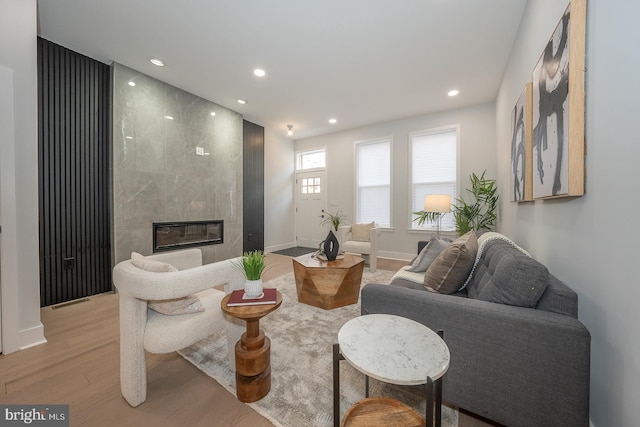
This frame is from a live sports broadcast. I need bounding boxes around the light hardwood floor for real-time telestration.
[0,253,494,427]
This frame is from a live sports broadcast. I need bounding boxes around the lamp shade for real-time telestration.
[424,194,451,213]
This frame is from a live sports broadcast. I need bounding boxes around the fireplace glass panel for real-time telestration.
[153,220,223,252]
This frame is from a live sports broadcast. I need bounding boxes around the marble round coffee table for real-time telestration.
[333,314,450,427]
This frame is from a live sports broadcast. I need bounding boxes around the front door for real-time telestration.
[295,171,327,249]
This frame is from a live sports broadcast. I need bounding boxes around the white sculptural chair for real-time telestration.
[337,224,381,272]
[112,248,245,407]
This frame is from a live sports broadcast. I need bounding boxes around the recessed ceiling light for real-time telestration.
[210,112,216,117]
[448,89,460,97]
[150,58,165,67]
[128,81,136,87]
[237,99,247,105]
[164,115,174,120]
[125,136,133,139]
[329,118,337,124]
[254,69,266,77]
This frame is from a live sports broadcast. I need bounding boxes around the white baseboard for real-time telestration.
[19,323,47,350]
[378,250,414,262]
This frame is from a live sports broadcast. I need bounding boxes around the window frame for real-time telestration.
[353,136,393,229]
[407,125,460,233]
[295,148,326,172]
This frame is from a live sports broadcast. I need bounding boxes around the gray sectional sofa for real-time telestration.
[360,232,591,427]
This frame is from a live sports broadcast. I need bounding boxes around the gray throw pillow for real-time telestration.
[406,237,450,272]
[475,253,550,308]
[424,231,478,294]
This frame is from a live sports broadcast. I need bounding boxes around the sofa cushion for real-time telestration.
[406,236,450,272]
[466,242,550,308]
[130,252,204,315]
[147,295,204,315]
[424,231,478,294]
[351,222,375,241]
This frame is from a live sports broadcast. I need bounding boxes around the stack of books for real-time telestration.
[227,288,278,307]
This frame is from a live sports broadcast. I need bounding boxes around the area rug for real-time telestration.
[270,246,317,257]
[179,269,458,427]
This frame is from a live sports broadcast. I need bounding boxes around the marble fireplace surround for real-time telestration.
[112,63,243,265]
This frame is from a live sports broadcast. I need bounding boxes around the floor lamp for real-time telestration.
[424,194,451,237]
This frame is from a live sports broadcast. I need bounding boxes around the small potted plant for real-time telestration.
[319,210,348,232]
[236,250,266,298]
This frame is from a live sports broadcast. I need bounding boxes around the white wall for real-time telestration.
[0,0,45,353]
[295,103,496,259]
[264,127,295,252]
[496,0,640,425]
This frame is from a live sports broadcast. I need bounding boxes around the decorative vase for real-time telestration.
[244,278,263,298]
[323,230,340,261]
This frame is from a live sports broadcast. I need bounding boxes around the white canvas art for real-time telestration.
[532,4,571,198]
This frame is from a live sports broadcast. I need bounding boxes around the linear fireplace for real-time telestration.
[153,220,224,253]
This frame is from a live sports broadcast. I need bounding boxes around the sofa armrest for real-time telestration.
[113,257,245,301]
[361,284,591,427]
[337,225,351,243]
[369,226,381,248]
[146,248,203,270]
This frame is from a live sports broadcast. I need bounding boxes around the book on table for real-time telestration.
[227,288,277,306]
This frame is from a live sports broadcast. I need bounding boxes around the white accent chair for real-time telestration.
[112,248,245,407]
[337,224,381,272]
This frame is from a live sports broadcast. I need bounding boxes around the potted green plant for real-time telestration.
[319,210,348,231]
[236,250,267,297]
[453,170,498,235]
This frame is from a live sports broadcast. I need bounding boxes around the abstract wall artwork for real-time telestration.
[510,83,533,202]
[532,0,586,199]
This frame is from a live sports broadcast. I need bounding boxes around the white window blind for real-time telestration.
[410,128,457,230]
[356,139,391,227]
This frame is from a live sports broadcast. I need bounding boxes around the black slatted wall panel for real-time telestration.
[243,120,265,252]
[37,38,112,306]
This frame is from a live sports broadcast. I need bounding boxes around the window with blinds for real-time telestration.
[355,138,391,228]
[410,128,458,231]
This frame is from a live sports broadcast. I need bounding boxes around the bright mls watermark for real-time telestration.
[0,405,68,426]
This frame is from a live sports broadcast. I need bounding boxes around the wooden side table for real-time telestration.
[292,253,364,310]
[342,397,424,427]
[334,314,450,427]
[221,289,282,403]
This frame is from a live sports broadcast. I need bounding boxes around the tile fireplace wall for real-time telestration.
[112,63,243,264]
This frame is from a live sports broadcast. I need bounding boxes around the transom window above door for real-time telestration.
[296,149,326,171]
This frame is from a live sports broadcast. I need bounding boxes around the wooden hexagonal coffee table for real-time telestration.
[292,253,365,310]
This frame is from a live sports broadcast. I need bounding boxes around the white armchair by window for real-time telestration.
[112,248,245,407]
[337,223,381,272]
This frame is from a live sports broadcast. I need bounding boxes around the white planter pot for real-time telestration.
[244,278,263,298]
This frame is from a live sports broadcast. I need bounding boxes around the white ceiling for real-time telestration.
[37,0,526,140]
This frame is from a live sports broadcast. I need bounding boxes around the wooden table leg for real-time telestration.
[235,317,271,402]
